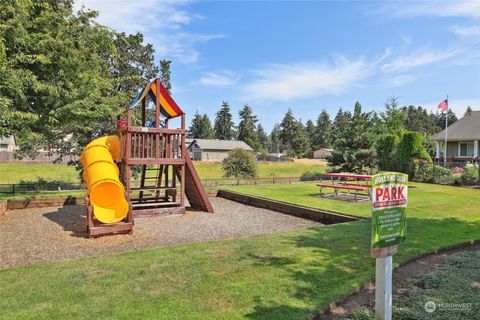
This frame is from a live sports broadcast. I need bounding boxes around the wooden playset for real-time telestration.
[80,78,213,237]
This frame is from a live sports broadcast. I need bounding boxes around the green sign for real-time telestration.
[371,172,408,249]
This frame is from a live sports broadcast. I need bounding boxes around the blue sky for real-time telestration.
[74,0,480,131]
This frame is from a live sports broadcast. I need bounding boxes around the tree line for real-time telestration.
[188,97,466,169]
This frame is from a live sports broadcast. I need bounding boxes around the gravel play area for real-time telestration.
[0,197,322,269]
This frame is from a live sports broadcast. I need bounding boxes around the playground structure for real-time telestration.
[80,78,213,237]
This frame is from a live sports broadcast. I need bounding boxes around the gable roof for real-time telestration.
[189,139,253,151]
[431,111,480,141]
[128,79,184,119]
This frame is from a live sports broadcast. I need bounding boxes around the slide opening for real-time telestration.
[90,181,128,223]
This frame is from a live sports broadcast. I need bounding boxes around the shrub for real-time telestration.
[299,171,323,181]
[376,134,400,171]
[222,148,257,178]
[398,131,432,177]
[414,164,454,184]
[460,165,479,186]
[398,131,432,163]
[352,307,373,320]
[17,178,82,191]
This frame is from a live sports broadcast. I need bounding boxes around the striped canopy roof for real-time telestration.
[129,80,184,119]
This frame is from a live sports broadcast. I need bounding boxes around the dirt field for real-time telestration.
[0,197,322,269]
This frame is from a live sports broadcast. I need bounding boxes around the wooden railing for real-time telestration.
[125,127,185,162]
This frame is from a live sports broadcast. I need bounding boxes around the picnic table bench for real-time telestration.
[317,173,372,202]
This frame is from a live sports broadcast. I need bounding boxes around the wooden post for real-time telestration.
[155,79,160,129]
[141,98,146,127]
[126,108,132,203]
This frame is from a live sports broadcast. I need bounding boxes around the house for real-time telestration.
[313,148,333,159]
[0,135,17,152]
[187,139,253,161]
[431,110,480,162]
[263,153,293,162]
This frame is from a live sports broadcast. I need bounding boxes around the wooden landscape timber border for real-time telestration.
[0,200,7,216]
[3,190,219,211]
[3,189,358,225]
[217,190,361,224]
[6,196,85,210]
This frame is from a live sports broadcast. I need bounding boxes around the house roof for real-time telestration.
[189,139,253,151]
[431,111,480,141]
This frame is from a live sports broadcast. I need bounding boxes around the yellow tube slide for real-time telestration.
[80,135,129,224]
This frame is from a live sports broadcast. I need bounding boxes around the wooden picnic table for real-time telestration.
[317,173,372,201]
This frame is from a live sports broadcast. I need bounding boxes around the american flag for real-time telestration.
[438,99,448,112]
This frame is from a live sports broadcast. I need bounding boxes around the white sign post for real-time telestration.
[375,255,393,320]
[371,173,408,320]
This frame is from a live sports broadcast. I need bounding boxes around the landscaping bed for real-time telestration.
[321,242,480,319]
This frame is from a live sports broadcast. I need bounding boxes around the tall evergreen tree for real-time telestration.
[433,109,457,129]
[291,121,311,157]
[188,112,213,139]
[331,108,352,146]
[213,101,235,140]
[268,124,281,153]
[313,110,332,149]
[257,124,268,150]
[305,119,316,146]
[112,32,159,96]
[188,112,204,138]
[403,105,437,137]
[279,109,310,157]
[381,97,406,134]
[237,104,259,150]
[159,59,172,93]
[329,102,376,172]
[201,114,214,139]
[279,109,297,150]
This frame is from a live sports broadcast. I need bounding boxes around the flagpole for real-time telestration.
[444,95,448,165]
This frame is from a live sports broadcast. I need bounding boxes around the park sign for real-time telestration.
[371,172,408,250]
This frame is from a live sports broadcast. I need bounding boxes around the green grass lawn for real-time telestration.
[0,163,80,184]
[0,161,326,184]
[0,191,86,200]
[193,161,327,180]
[0,183,478,319]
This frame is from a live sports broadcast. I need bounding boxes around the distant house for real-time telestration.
[431,110,480,162]
[0,135,17,152]
[263,153,293,162]
[313,148,333,159]
[187,139,253,161]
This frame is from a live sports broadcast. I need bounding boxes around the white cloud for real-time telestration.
[388,75,415,87]
[193,71,238,87]
[244,56,373,102]
[451,25,480,37]
[73,0,223,64]
[377,1,480,19]
[381,47,460,73]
